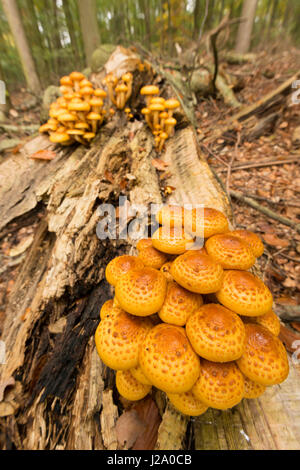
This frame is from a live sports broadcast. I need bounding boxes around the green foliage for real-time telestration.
[0,0,299,91]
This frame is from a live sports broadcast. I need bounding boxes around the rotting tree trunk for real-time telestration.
[0,48,300,451]
[1,0,41,93]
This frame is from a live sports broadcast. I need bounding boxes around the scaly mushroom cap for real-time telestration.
[149,102,165,113]
[150,97,165,105]
[185,207,229,238]
[243,376,266,399]
[167,391,208,416]
[230,229,264,257]
[95,310,152,370]
[99,299,123,320]
[69,71,85,82]
[164,98,180,112]
[216,270,273,316]
[192,360,245,410]
[160,261,174,282]
[68,101,91,112]
[60,76,73,87]
[205,233,256,270]
[116,370,152,401]
[94,88,107,99]
[158,281,203,326]
[155,205,185,229]
[152,226,195,255]
[130,364,152,386]
[171,250,224,294]
[136,238,153,251]
[139,323,201,393]
[140,85,159,96]
[115,267,167,316]
[105,255,144,286]
[137,246,168,270]
[186,304,246,362]
[254,309,281,336]
[237,323,289,386]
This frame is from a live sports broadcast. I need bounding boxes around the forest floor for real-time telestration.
[0,47,299,339]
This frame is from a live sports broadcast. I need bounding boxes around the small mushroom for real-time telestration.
[139,323,201,393]
[116,370,152,401]
[68,100,91,121]
[170,249,224,294]
[115,83,128,109]
[87,111,102,133]
[151,226,195,255]
[165,117,177,137]
[49,132,72,146]
[69,71,85,92]
[158,131,168,153]
[67,129,86,145]
[192,360,245,410]
[141,107,153,130]
[130,365,152,386]
[205,233,256,270]
[237,323,289,386]
[186,303,246,362]
[158,281,203,327]
[216,270,273,316]
[105,255,144,286]
[84,132,96,144]
[140,85,159,107]
[167,391,208,417]
[115,267,167,316]
[149,102,165,129]
[164,98,180,117]
[137,245,168,270]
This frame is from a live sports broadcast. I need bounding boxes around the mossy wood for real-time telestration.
[0,48,299,450]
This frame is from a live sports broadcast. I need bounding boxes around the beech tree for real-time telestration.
[235,0,258,54]
[77,0,101,66]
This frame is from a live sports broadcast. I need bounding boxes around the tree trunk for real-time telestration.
[77,0,101,66]
[62,0,83,69]
[141,0,151,50]
[1,0,41,93]
[234,0,258,54]
[193,0,201,40]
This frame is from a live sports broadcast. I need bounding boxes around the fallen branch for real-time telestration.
[217,155,300,172]
[230,190,300,233]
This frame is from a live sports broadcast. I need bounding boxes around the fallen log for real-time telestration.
[0,48,300,451]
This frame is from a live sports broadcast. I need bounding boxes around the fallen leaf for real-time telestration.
[151,159,169,171]
[276,296,298,306]
[132,397,161,450]
[262,233,290,248]
[116,409,146,449]
[283,277,298,288]
[279,121,288,129]
[29,149,56,161]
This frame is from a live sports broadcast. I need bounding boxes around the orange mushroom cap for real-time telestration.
[116,370,152,401]
[205,233,256,270]
[130,364,152,386]
[139,323,201,393]
[105,255,144,287]
[185,207,229,238]
[237,323,289,386]
[170,250,224,294]
[137,245,168,270]
[115,267,167,316]
[230,229,264,258]
[152,226,195,255]
[158,281,203,327]
[186,303,246,362]
[216,270,273,316]
[99,299,123,320]
[243,376,266,399]
[136,238,153,251]
[140,85,159,96]
[254,309,281,336]
[95,310,152,370]
[167,391,208,416]
[192,359,245,410]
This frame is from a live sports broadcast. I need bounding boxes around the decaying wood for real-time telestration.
[0,48,300,451]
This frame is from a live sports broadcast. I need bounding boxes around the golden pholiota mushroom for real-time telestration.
[237,323,289,386]
[116,370,152,401]
[192,360,245,410]
[102,72,133,110]
[94,204,290,415]
[140,87,181,153]
[40,71,109,146]
[139,323,201,393]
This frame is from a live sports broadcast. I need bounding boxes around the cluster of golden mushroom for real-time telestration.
[39,71,108,146]
[140,85,180,153]
[95,205,289,416]
[102,72,133,110]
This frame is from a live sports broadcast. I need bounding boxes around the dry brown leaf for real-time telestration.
[151,159,169,171]
[283,277,298,288]
[276,296,298,306]
[116,409,146,449]
[132,397,161,450]
[279,324,300,353]
[29,149,56,161]
[262,233,290,248]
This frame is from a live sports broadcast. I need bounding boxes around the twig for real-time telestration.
[229,191,300,209]
[217,156,300,172]
[274,250,300,263]
[230,189,300,234]
[226,132,241,203]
